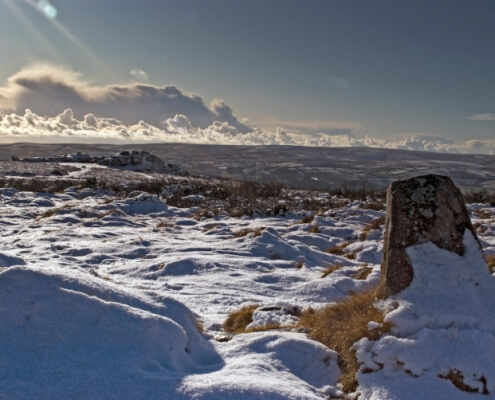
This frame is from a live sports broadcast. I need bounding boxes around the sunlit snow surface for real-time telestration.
[1,187,494,399]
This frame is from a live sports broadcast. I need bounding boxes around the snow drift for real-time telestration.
[356,230,495,399]
[0,267,221,399]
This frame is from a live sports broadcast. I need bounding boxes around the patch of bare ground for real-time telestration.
[438,369,488,395]
[298,283,391,394]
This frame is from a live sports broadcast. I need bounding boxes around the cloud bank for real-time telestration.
[1,108,494,154]
[0,63,251,133]
[0,64,494,154]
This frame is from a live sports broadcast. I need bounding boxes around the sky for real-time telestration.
[0,0,494,153]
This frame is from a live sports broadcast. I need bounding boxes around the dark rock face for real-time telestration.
[381,174,479,295]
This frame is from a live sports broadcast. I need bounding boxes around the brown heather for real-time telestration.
[359,215,386,241]
[321,264,342,278]
[223,305,259,334]
[298,283,391,393]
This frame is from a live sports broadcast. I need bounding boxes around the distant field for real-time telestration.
[0,142,494,191]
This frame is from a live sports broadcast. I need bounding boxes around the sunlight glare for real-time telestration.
[36,0,57,19]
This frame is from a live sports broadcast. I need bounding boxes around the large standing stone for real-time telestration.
[381,174,479,295]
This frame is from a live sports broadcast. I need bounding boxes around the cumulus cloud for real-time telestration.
[129,68,149,82]
[0,63,251,132]
[468,113,495,121]
[0,63,493,154]
[1,108,494,154]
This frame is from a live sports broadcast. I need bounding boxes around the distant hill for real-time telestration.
[1,142,494,191]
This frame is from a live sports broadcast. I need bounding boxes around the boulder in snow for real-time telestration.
[381,174,479,295]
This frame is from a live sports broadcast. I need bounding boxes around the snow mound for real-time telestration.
[180,332,340,399]
[356,230,495,399]
[0,267,221,399]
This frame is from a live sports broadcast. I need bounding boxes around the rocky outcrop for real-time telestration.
[381,174,480,295]
[15,150,178,173]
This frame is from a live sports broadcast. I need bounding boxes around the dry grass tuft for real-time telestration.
[298,283,391,393]
[486,254,495,272]
[223,305,259,334]
[326,241,350,256]
[299,214,315,224]
[475,209,494,219]
[244,323,284,333]
[472,222,488,234]
[359,200,385,211]
[360,215,386,241]
[156,219,174,229]
[195,319,204,333]
[321,264,342,278]
[351,265,372,280]
[36,205,73,221]
[89,268,112,281]
[234,227,265,238]
[294,260,304,269]
[96,209,124,220]
[308,224,320,234]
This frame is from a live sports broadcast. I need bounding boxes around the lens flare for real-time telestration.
[36,0,57,19]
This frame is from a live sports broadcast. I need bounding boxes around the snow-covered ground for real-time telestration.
[1,185,494,399]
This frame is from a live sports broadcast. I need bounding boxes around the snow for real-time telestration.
[1,186,494,399]
[355,230,495,399]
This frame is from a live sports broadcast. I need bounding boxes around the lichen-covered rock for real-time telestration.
[381,174,480,295]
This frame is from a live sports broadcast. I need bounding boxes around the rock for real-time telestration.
[381,174,480,295]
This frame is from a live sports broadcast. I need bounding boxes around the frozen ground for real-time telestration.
[1,180,494,399]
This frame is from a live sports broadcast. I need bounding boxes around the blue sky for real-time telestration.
[0,0,494,149]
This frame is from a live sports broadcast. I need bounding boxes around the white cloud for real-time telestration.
[0,63,251,132]
[129,68,149,82]
[1,109,494,154]
[468,113,495,121]
[0,64,493,154]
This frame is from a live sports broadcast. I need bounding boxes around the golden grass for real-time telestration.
[308,224,320,234]
[223,305,259,334]
[359,215,386,241]
[321,264,342,278]
[223,306,294,334]
[234,227,265,238]
[486,254,495,272]
[244,323,284,333]
[298,283,391,393]
[326,241,350,256]
[351,265,372,280]
[299,214,315,224]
